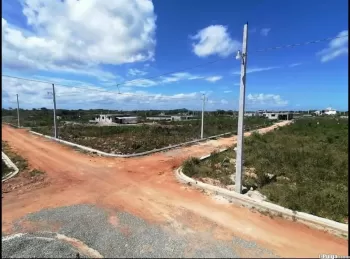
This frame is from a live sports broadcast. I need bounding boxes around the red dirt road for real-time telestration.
[2,122,347,257]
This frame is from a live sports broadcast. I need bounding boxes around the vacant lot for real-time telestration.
[182,117,348,223]
[33,117,273,154]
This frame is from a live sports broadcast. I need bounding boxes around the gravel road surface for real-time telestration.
[3,204,278,258]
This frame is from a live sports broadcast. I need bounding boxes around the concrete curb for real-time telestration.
[29,130,234,158]
[2,152,20,182]
[175,155,348,238]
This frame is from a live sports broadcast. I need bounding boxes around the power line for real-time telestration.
[253,34,348,53]
[55,94,200,102]
[2,75,201,100]
[55,91,201,101]
[116,60,225,87]
[2,33,347,94]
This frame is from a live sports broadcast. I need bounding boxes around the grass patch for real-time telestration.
[2,141,28,171]
[2,160,12,178]
[29,169,45,177]
[33,117,272,154]
[2,141,46,181]
[182,153,234,186]
[181,117,348,223]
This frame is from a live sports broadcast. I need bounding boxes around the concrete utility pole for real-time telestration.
[52,84,58,138]
[235,23,249,194]
[201,94,206,139]
[16,94,20,128]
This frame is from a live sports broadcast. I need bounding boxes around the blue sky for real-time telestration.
[2,0,348,111]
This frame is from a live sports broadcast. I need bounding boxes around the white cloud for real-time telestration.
[2,0,156,81]
[2,76,203,109]
[260,28,271,36]
[124,78,158,87]
[191,25,241,57]
[223,90,232,93]
[128,68,148,77]
[289,63,302,67]
[232,66,280,75]
[220,99,228,105]
[317,30,348,62]
[247,93,288,107]
[205,76,222,82]
[123,72,222,87]
[160,72,196,83]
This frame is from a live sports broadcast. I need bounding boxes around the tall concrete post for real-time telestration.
[201,94,206,139]
[52,84,58,138]
[16,94,20,128]
[235,23,249,194]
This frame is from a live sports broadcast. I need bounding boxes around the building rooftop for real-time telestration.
[116,116,138,119]
[95,114,132,117]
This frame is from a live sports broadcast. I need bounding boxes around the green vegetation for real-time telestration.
[2,160,12,178]
[182,117,348,223]
[183,153,234,185]
[32,116,272,154]
[29,169,45,177]
[2,141,28,172]
[2,141,46,180]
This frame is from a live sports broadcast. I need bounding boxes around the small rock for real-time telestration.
[229,158,235,164]
[226,185,247,193]
[276,176,290,182]
[266,173,276,181]
[246,171,258,179]
[247,190,267,201]
[214,163,221,169]
[226,185,235,191]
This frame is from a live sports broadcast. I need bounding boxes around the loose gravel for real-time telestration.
[3,204,279,258]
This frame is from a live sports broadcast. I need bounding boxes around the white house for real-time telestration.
[93,114,114,123]
[324,107,337,115]
[263,112,293,120]
[314,108,337,116]
[91,114,139,124]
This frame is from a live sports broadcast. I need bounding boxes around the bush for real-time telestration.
[181,117,348,222]
[33,116,271,154]
[182,157,201,177]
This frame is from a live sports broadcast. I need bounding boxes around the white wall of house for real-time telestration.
[146,116,171,121]
[264,113,278,120]
[324,108,337,115]
[95,115,113,123]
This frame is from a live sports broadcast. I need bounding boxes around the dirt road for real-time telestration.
[2,121,347,257]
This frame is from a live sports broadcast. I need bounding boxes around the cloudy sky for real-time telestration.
[2,0,348,110]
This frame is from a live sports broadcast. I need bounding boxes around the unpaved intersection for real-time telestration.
[2,122,347,258]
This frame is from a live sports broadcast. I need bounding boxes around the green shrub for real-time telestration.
[181,118,348,222]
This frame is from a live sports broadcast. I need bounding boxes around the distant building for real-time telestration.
[91,114,139,124]
[314,107,337,116]
[146,115,198,121]
[324,107,337,115]
[171,115,197,121]
[146,116,172,121]
[263,112,293,120]
[314,110,322,116]
[244,112,257,117]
